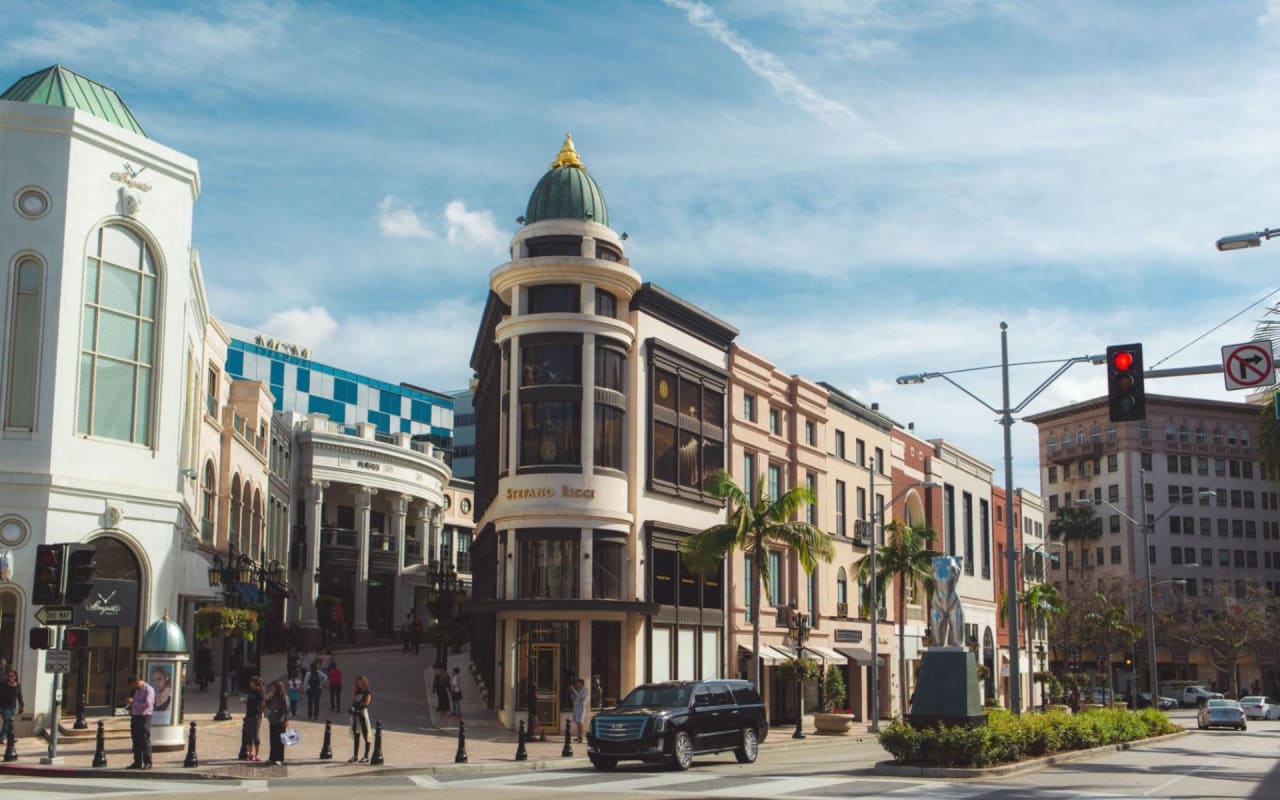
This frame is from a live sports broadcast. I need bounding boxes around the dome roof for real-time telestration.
[1,65,147,137]
[140,615,188,654]
[523,135,609,228]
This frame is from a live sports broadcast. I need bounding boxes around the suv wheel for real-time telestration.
[669,731,693,771]
[734,727,758,764]
[589,755,617,771]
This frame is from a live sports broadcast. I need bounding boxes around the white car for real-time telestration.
[1181,685,1225,707]
[1238,696,1280,720]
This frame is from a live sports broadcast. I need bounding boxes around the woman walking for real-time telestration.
[242,676,265,761]
[348,674,373,763]
[0,670,24,745]
[286,670,302,718]
[570,677,589,742]
[449,667,463,718]
[265,680,290,766]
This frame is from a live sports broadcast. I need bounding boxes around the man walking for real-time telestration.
[0,669,24,744]
[127,675,154,770]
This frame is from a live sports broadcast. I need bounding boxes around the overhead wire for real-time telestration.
[1149,286,1280,368]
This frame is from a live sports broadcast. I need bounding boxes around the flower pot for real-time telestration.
[813,712,857,735]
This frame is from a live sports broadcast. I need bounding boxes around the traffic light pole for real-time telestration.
[40,625,63,765]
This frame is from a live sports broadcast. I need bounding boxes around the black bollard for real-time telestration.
[319,720,333,760]
[454,720,468,764]
[561,719,573,757]
[92,721,108,768]
[369,720,384,766]
[4,724,17,762]
[238,719,249,761]
[514,720,528,761]
[182,721,198,768]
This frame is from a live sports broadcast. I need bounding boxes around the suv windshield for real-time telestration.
[618,684,691,708]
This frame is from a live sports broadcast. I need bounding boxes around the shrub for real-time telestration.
[822,664,847,712]
[879,706,1178,767]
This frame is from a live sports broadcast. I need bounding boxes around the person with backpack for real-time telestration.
[305,663,326,720]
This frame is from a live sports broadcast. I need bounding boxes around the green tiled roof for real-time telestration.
[524,135,609,227]
[1,65,146,137]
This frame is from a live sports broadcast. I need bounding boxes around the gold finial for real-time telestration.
[550,134,584,169]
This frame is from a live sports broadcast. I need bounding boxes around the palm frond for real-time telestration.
[680,524,741,577]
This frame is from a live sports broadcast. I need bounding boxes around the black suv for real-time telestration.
[586,680,767,771]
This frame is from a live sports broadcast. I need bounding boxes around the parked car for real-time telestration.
[1197,698,1247,731]
[586,680,768,771]
[1084,688,1127,706]
[1238,696,1280,720]
[1181,685,1225,707]
[1136,692,1179,710]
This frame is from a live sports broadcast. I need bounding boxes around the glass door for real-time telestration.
[532,643,560,735]
[62,627,121,714]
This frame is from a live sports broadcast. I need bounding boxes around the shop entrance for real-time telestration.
[531,643,560,734]
[590,621,622,709]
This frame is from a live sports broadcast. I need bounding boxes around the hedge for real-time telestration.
[879,708,1178,768]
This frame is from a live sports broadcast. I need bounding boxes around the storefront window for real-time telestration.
[592,535,625,599]
[518,533,578,598]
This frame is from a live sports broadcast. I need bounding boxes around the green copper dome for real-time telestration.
[140,615,188,654]
[1,65,146,137]
[524,135,609,227]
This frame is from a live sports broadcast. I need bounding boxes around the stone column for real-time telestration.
[354,486,377,643]
[391,494,410,626]
[415,505,431,567]
[581,332,595,471]
[301,481,327,634]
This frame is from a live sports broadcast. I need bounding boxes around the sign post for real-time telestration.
[1221,340,1276,391]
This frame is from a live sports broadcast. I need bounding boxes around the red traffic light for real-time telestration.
[64,627,90,648]
[1112,351,1134,371]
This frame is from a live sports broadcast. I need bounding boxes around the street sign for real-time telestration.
[45,649,71,673]
[1221,340,1276,390]
[35,605,74,625]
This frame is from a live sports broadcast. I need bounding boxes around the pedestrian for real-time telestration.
[449,667,463,718]
[127,675,154,770]
[401,617,412,654]
[305,662,326,720]
[286,670,302,717]
[242,676,265,761]
[332,601,346,643]
[327,661,344,713]
[349,674,373,763]
[286,646,300,680]
[434,668,450,714]
[0,669,24,745]
[570,677,588,743]
[1068,686,1081,714]
[412,618,423,655]
[265,680,290,766]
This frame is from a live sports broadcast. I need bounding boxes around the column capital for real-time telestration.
[356,486,379,506]
[392,494,412,516]
[306,480,329,500]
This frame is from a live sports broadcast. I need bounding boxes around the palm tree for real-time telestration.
[681,468,834,692]
[850,519,938,719]
[1047,505,1100,585]
[1001,581,1067,706]
[1082,591,1142,703]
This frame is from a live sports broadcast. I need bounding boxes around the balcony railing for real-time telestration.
[322,527,358,548]
[370,532,395,552]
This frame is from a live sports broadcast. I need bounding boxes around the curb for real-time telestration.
[873,730,1188,779]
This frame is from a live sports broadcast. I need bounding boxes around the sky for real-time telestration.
[5,0,1280,491]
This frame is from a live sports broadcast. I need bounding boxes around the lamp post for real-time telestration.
[1215,227,1280,251]
[788,606,809,739]
[1076,479,1213,706]
[207,543,255,721]
[864,471,938,733]
[425,561,465,670]
[898,323,1104,714]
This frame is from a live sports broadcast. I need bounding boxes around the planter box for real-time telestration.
[813,712,858,735]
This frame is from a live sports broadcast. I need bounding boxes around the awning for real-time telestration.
[836,646,875,665]
[805,645,849,665]
[737,644,789,665]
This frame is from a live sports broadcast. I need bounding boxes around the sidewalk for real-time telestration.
[0,645,874,780]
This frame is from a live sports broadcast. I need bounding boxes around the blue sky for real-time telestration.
[5,0,1280,490]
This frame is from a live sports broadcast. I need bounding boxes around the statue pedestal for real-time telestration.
[906,647,987,729]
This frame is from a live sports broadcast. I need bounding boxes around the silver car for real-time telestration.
[1238,696,1279,720]
[1197,698,1247,731]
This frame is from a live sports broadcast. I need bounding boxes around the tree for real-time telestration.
[681,469,833,692]
[850,519,938,719]
[1161,585,1277,698]
[1000,581,1067,695]
[1047,505,1100,586]
[1081,590,1142,702]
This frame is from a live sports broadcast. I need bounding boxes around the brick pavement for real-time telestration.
[0,644,869,780]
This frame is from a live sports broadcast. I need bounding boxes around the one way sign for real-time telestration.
[1221,340,1276,391]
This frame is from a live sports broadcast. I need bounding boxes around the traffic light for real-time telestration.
[1124,655,1133,667]
[63,627,91,648]
[63,544,97,605]
[29,626,53,650]
[1106,343,1146,422]
[32,544,65,605]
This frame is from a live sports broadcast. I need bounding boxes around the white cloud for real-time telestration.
[377,196,435,240]
[444,200,507,253]
[662,0,879,137]
[257,306,339,349]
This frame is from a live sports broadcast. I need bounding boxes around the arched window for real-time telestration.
[1227,429,1237,447]
[201,460,216,543]
[1165,424,1176,443]
[1179,424,1190,444]
[1213,428,1224,446]
[1195,426,1206,446]
[230,475,242,551]
[251,488,263,558]
[5,256,43,430]
[77,225,158,444]
[1091,424,1101,444]
[836,567,848,607]
[1047,434,1057,453]
[1062,429,1073,450]
[1075,428,1086,447]
[1106,423,1117,444]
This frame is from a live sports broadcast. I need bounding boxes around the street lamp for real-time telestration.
[1215,227,1280,251]
[864,471,938,733]
[207,543,255,721]
[898,322,1104,714]
[787,605,810,739]
[1076,479,1214,706]
[424,560,465,669]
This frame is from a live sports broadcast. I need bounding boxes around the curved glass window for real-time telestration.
[5,257,42,429]
[595,346,624,391]
[520,400,579,466]
[78,225,158,444]
[595,288,617,317]
[518,533,578,599]
[526,283,579,313]
[521,342,580,386]
[595,406,623,469]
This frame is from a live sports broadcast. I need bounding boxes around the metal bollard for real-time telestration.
[369,720,384,766]
[454,720,468,763]
[514,720,528,761]
[562,719,573,757]
[238,719,249,761]
[92,721,108,768]
[182,721,198,768]
[319,720,333,760]
[4,724,17,762]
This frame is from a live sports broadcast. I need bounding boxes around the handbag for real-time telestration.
[281,727,300,746]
